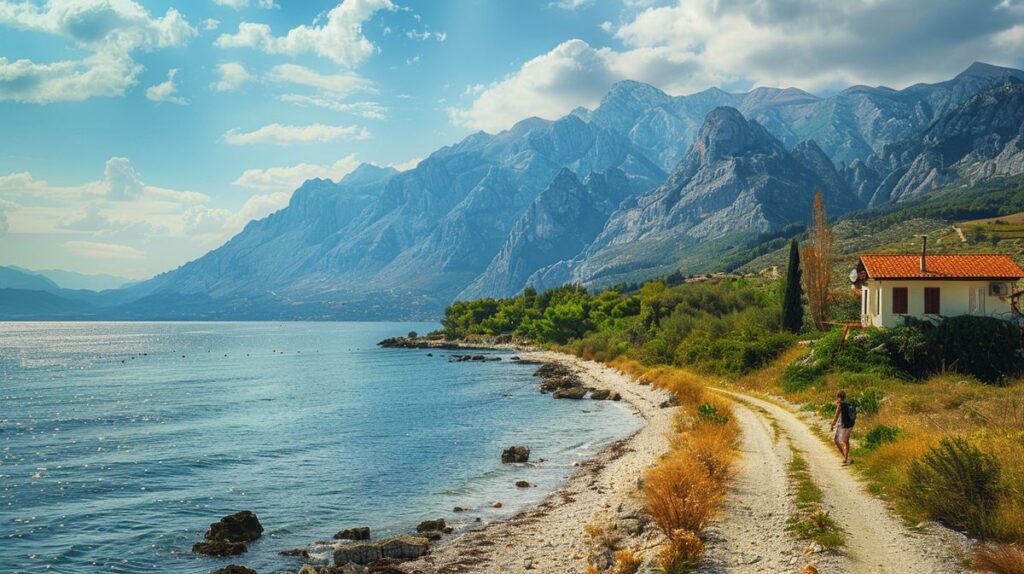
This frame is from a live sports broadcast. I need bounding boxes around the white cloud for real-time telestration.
[211,61,252,92]
[265,63,371,95]
[146,68,188,105]
[202,18,220,31]
[212,0,275,9]
[388,157,421,172]
[222,123,371,145]
[233,154,361,192]
[279,94,387,119]
[0,198,13,236]
[405,29,446,41]
[0,0,196,103]
[64,240,145,260]
[183,191,289,239]
[453,0,1024,132]
[553,0,593,9]
[104,157,145,200]
[215,0,395,67]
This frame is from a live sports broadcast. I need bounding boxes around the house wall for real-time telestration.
[861,279,1016,328]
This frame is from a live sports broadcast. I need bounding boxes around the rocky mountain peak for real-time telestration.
[692,106,777,164]
[956,61,1024,80]
[341,163,399,187]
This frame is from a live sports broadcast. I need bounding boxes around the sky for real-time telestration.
[1,0,1023,280]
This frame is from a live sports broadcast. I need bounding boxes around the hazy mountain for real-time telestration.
[0,266,61,292]
[7,62,1024,320]
[121,115,666,319]
[6,266,131,291]
[460,167,637,299]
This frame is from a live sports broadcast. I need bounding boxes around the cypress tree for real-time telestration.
[782,239,804,333]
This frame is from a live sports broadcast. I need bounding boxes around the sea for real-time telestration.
[0,322,641,573]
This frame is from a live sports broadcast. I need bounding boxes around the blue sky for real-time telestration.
[2,0,1023,280]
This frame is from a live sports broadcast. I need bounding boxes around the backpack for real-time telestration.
[843,401,857,427]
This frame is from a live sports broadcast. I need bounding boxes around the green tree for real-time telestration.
[781,239,804,333]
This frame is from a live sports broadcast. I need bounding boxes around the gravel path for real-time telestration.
[400,352,675,574]
[708,389,969,574]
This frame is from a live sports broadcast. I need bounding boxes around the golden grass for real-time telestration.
[974,543,1024,574]
[658,529,704,572]
[611,548,642,574]
[644,448,725,534]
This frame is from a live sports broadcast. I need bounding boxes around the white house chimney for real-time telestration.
[920,235,928,272]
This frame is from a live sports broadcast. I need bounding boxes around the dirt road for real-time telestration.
[701,389,969,574]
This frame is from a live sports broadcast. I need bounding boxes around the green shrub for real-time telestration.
[781,362,826,392]
[863,425,901,449]
[886,317,1024,384]
[697,403,729,424]
[850,388,883,415]
[905,436,1001,537]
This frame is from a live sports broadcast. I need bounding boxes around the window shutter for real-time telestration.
[924,287,940,314]
[893,287,908,314]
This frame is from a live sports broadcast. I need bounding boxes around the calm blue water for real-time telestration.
[0,322,640,573]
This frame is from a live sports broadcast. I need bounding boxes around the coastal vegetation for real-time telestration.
[442,208,1024,572]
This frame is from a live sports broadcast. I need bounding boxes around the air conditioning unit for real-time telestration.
[990,282,1011,297]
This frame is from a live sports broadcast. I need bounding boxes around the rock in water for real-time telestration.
[205,511,264,543]
[515,480,531,488]
[334,526,371,540]
[553,387,588,399]
[278,548,310,557]
[332,535,430,565]
[589,389,611,400]
[415,519,450,533]
[192,540,247,556]
[212,566,257,574]
[501,446,530,463]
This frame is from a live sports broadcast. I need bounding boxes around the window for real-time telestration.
[861,288,868,315]
[924,287,941,314]
[893,287,908,314]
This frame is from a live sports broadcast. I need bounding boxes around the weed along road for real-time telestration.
[707,388,965,574]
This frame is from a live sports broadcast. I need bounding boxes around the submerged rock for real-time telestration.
[205,511,264,543]
[501,446,530,463]
[334,527,371,541]
[279,548,310,558]
[192,539,247,556]
[212,566,257,574]
[332,535,430,565]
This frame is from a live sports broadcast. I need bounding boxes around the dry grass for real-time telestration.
[658,529,704,572]
[974,543,1024,574]
[645,448,726,534]
[611,548,642,574]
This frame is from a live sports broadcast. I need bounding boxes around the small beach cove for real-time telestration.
[0,323,647,574]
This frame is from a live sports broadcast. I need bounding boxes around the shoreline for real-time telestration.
[394,350,676,573]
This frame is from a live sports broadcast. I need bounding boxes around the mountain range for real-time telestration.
[6,61,1024,320]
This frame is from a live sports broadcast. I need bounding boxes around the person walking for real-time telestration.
[830,390,856,465]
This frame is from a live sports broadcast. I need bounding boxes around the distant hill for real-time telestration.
[5,266,130,291]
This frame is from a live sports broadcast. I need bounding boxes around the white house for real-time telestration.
[852,249,1024,328]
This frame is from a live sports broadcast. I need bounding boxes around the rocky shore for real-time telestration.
[197,348,674,574]
[397,351,675,573]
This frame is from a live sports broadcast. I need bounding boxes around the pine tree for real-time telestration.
[782,238,804,333]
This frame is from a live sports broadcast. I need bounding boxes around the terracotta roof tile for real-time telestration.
[860,254,1024,279]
